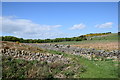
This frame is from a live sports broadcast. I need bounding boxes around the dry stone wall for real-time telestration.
[26,43,119,60]
[1,48,70,64]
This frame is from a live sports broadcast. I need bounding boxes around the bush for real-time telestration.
[16,41,20,44]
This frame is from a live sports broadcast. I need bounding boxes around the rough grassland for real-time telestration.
[47,50,119,78]
[1,33,119,78]
[3,50,118,78]
[50,33,118,51]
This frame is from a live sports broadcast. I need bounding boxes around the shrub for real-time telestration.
[16,41,20,44]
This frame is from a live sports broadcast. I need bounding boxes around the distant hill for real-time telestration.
[80,32,112,37]
[1,32,118,43]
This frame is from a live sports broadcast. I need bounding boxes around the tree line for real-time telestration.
[1,32,112,43]
[1,36,87,43]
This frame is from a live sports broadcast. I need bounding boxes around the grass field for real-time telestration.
[2,33,119,78]
[49,33,118,51]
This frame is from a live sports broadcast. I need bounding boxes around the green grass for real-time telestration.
[2,55,85,78]
[2,49,119,78]
[2,56,62,78]
[2,33,119,78]
[49,33,118,45]
[47,50,118,78]
[2,56,32,78]
[91,33,118,41]
[39,33,119,78]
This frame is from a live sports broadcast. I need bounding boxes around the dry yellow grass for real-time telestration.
[71,42,118,51]
[1,41,44,53]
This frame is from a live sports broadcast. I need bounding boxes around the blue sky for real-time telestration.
[1,2,118,39]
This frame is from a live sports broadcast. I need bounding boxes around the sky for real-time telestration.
[1,2,118,39]
[2,0,120,2]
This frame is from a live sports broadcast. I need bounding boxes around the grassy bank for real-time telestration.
[2,48,119,78]
[47,50,118,78]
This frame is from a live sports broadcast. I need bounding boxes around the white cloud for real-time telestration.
[0,16,64,39]
[70,23,86,30]
[95,22,113,28]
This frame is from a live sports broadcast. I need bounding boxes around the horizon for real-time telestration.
[1,32,117,40]
[1,2,118,39]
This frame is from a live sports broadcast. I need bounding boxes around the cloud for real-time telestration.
[95,22,113,28]
[70,23,86,30]
[0,16,64,39]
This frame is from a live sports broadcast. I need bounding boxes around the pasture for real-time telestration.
[1,33,119,78]
[50,33,118,51]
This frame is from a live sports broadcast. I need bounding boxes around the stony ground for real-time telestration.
[1,41,86,78]
[1,42,70,63]
[1,41,119,78]
[1,33,119,78]
[28,43,119,61]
